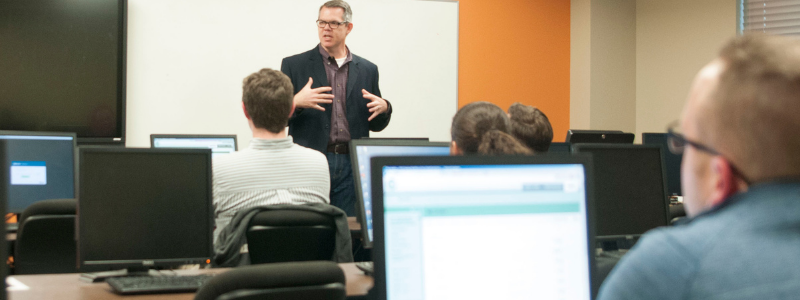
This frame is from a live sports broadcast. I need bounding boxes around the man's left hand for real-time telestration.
[363,89,388,121]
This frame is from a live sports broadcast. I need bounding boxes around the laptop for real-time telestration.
[371,155,596,300]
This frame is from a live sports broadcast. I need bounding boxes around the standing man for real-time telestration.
[281,0,392,216]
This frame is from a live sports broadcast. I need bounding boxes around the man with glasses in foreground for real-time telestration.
[598,34,800,299]
[280,0,392,216]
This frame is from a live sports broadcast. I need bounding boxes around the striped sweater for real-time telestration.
[212,136,330,243]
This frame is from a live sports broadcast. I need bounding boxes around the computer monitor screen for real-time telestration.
[572,144,669,238]
[642,133,682,196]
[566,130,634,144]
[78,148,213,270]
[371,155,594,300]
[150,134,237,158]
[0,131,76,213]
[349,140,450,248]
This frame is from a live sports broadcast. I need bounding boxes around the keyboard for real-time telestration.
[106,274,214,295]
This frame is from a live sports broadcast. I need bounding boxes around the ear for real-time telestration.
[708,157,743,207]
[450,141,462,156]
[346,22,353,35]
[289,101,296,118]
[242,102,250,120]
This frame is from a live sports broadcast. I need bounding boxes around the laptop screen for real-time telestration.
[372,156,594,300]
[351,142,450,247]
[151,135,237,158]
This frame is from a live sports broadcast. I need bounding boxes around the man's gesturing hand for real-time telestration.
[293,77,334,111]
[363,89,388,121]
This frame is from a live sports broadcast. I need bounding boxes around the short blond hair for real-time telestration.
[708,34,800,181]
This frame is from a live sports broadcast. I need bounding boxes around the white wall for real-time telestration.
[589,0,636,133]
[570,0,637,133]
[635,0,736,136]
[570,0,591,130]
[570,0,737,138]
[125,0,458,148]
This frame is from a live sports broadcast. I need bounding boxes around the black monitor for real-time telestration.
[0,131,76,213]
[371,155,596,299]
[78,148,213,273]
[566,130,634,144]
[0,0,127,145]
[642,133,682,196]
[548,142,572,153]
[572,144,669,242]
[150,134,238,158]
[0,141,8,300]
[349,139,450,248]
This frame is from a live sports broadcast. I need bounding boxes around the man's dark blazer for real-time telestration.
[281,46,393,153]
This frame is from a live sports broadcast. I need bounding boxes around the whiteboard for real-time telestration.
[125,0,458,148]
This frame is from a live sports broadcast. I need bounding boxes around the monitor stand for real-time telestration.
[80,267,160,283]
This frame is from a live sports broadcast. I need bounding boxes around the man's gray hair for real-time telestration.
[320,0,352,23]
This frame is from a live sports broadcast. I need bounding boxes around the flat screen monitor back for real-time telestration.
[150,134,237,158]
[572,144,669,239]
[78,148,213,270]
[642,133,682,196]
[0,141,8,300]
[0,131,76,213]
[566,130,634,144]
[349,140,450,248]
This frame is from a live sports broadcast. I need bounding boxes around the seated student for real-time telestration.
[507,102,553,153]
[450,101,531,155]
[597,34,800,299]
[212,68,330,244]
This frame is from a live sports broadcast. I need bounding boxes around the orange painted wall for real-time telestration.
[458,0,571,142]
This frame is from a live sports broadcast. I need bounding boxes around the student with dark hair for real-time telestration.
[508,102,553,153]
[450,101,532,155]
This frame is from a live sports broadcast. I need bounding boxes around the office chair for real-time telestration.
[194,261,346,300]
[246,209,337,264]
[14,198,77,274]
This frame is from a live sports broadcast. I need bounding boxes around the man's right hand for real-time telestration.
[293,77,334,111]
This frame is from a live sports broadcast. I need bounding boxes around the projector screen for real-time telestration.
[125,0,458,148]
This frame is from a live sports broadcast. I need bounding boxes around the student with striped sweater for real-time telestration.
[212,68,331,244]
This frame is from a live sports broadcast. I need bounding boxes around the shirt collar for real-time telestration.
[318,44,352,65]
[676,179,800,225]
[247,136,294,150]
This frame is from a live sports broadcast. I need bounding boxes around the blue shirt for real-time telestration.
[597,181,800,300]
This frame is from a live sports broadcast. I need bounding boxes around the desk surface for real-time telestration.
[347,216,361,232]
[8,263,373,300]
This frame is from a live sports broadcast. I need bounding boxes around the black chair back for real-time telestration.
[246,209,336,264]
[194,261,345,300]
[15,199,77,274]
[216,283,345,300]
